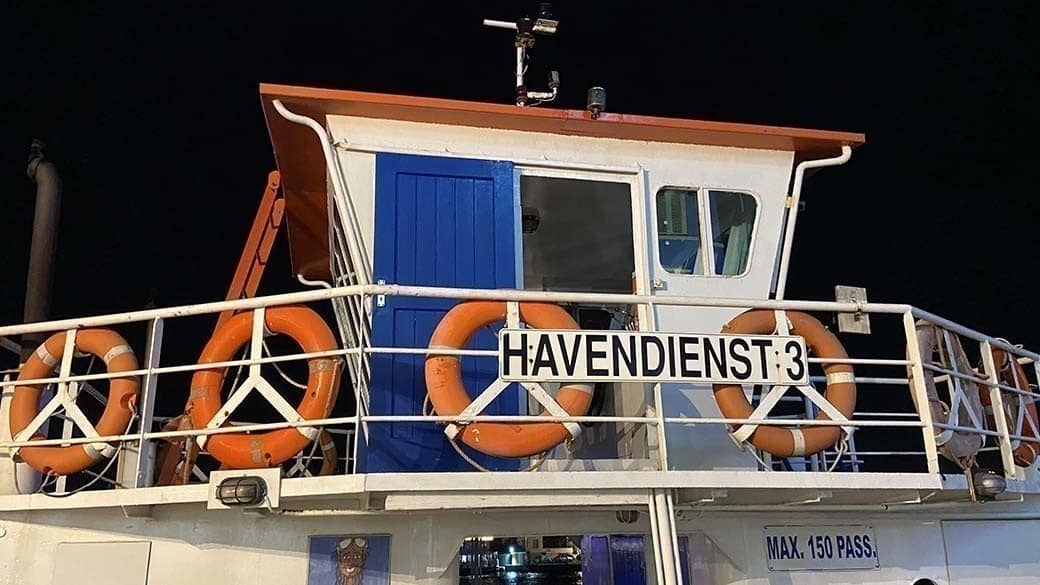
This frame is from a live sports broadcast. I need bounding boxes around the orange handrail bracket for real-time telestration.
[215,171,285,330]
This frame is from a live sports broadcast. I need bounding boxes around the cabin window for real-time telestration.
[656,187,758,276]
[708,190,757,276]
[656,188,703,275]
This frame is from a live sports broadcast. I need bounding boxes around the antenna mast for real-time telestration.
[483,3,560,107]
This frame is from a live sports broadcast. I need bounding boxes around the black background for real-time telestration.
[3,2,1038,469]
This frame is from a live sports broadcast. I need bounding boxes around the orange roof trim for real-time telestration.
[259,83,865,279]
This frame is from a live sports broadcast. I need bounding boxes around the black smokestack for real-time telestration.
[21,140,62,361]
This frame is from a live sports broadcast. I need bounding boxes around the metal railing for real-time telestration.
[0,283,1038,495]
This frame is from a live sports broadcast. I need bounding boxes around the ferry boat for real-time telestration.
[2,7,1038,585]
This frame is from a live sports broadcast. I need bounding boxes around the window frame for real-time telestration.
[653,185,761,279]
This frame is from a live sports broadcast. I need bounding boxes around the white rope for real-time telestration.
[827,435,849,473]
[262,339,308,390]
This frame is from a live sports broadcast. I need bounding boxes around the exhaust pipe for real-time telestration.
[21,140,62,361]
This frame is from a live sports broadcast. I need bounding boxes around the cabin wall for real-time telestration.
[325,115,794,281]
[325,115,796,473]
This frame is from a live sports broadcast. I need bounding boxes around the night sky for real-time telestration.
[3,3,1038,464]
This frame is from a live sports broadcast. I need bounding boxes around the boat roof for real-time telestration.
[259,83,865,279]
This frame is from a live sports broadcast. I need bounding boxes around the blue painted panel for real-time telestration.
[581,535,611,585]
[361,153,518,472]
[610,535,647,585]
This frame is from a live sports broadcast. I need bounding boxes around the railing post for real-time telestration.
[131,317,163,488]
[979,339,1019,479]
[54,381,80,494]
[351,292,366,475]
[902,312,941,474]
[639,296,670,472]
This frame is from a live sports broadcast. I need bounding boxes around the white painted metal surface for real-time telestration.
[51,541,151,585]
[3,505,1033,584]
[943,520,1040,584]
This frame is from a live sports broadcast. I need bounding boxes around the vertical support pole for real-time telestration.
[650,488,680,585]
[132,317,163,488]
[902,313,940,474]
[646,489,666,585]
[666,490,684,585]
[980,340,1019,479]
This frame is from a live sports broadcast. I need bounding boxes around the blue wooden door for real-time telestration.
[610,535,648,585]
[361,153,520,473]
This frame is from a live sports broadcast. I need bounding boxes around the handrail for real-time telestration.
[0,284,910,336]
[1,284,1038,492]
[2,282,1033,364]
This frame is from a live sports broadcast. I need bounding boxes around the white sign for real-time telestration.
[498,330,808,385]
[764,525,879,571]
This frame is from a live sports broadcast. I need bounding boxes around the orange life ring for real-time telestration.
[712,310,856,457]
[188,305,340,469]
[979,347,1038,467]
[425,301,593,458]
[10,329,140,475]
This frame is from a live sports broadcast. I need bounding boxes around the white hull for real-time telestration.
[4,501,1040,584]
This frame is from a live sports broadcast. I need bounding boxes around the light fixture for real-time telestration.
[970,470,1006,502]
[216,475,268,506]
[587,87,607,119]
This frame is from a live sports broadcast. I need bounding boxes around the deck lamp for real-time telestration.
[216,475,268,506]
[970,470,1007,502]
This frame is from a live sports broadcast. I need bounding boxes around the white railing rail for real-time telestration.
[0,284,1037,489]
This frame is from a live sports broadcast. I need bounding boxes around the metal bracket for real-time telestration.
[376,280,387,307]
[835,285,871,334]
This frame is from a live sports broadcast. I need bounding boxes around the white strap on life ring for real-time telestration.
[35,343,59,368]
[102,344,133,367]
